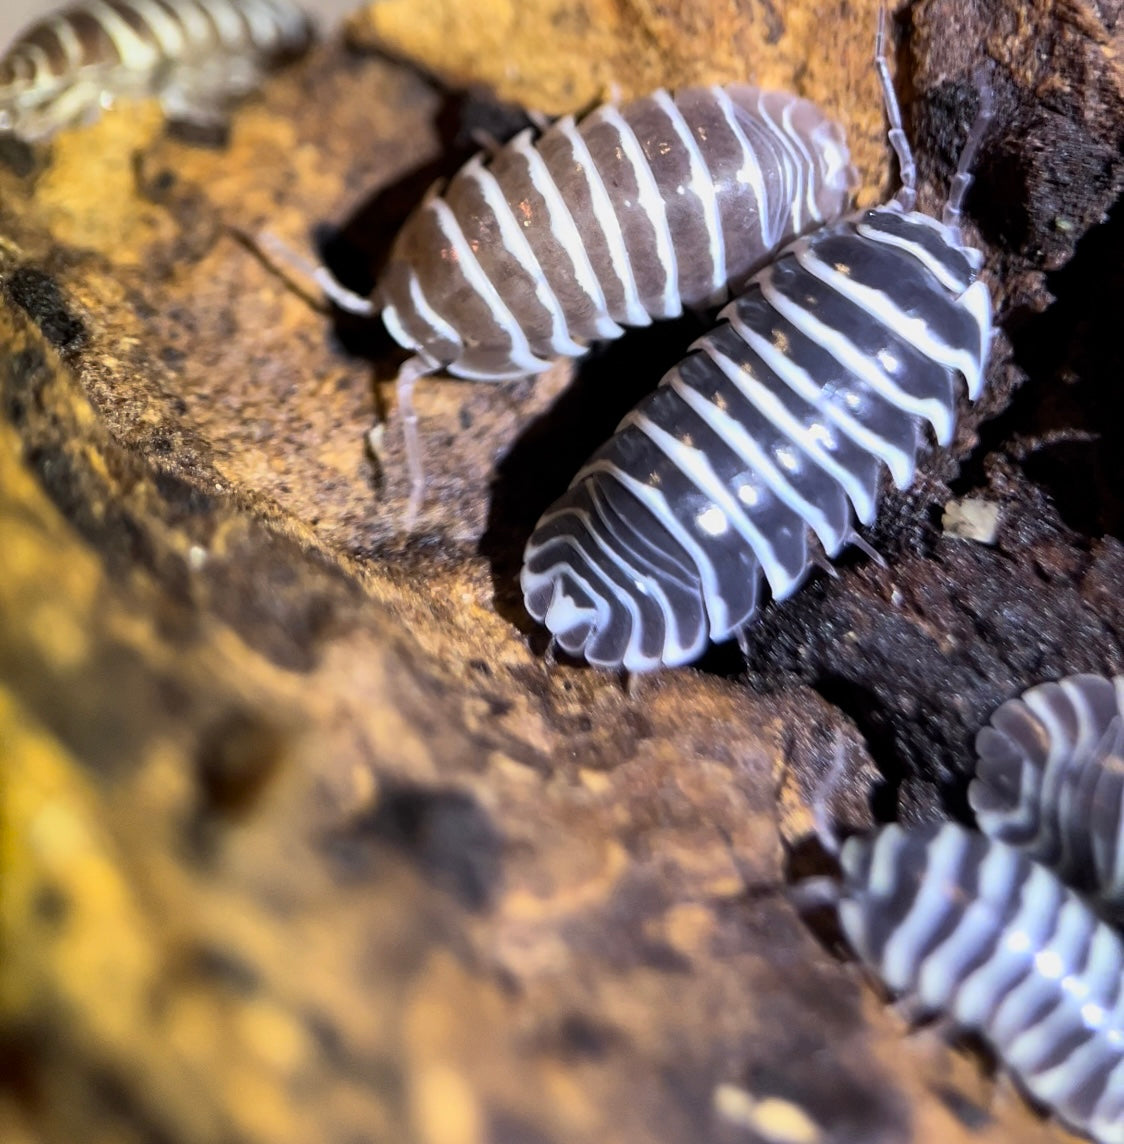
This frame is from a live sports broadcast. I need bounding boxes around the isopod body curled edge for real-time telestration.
[971,673,1124,915]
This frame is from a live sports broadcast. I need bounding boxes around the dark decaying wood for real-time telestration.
[0,0,1121,1140]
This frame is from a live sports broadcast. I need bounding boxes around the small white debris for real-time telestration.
[942,497,1000,545]
[366,423,386,462]
[714,1083,823,1143]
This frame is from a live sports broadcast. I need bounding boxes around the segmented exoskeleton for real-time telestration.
[320,85,857,521]
[0,0,314,142]
[970,673,1124,916]
[839,821,1124,1144]
[520,14,993,671]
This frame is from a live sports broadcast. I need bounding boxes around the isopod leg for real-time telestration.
[943,72,995,232]
[313,265,377,317]
[787,876,842,914]
[231,227,377,317]
[736,627,752,660]
[874,6,917,211]
[469,129,506,157]
[159,57,262,138]
[809,732,854,858]
[27,81,105,136]
[848,531,887,568]
[393,355,439,530]
[809,552,841,581]
[890,993,943,1032]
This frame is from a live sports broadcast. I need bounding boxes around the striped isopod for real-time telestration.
[970,674,1124,913]
[0,0,315,143]
[838,821,1124,1144]
[519,15,993,671]
[319,84,857,521]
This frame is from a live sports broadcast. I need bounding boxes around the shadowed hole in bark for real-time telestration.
[2,344,50,426]
[1,1028,181,1144]
[971,103,1118,264]
[956,195,1124,539]
[526,1011,626,1063]
[200,534,362,673]
[3,267,87,355]
[163,117,231,149]
[18,435,360,674]
[0,1028,48,1115]
[323,780,504,911]
[0,134,37,177]
[194,709,287,817]
[181,944,263,996]
[30,883,70,930]
[804,674,912,823]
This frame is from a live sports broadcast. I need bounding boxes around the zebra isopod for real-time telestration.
[519,14,993,671]
[970,673,1124,913]
[318,83,857,521]
[376,86,855,379]
[838,821,1124,1144]
[0,0,315,142]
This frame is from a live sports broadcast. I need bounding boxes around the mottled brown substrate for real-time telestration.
[0,1,1121,1142]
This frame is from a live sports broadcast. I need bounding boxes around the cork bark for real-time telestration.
[0,1,1122,1142]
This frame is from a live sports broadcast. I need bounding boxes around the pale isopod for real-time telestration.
[318,83,857,521]
[0,0,315,142]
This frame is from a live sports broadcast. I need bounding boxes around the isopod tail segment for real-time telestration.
[783,732,856,915]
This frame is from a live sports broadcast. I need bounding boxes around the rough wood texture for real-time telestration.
[0,1,1121,1142]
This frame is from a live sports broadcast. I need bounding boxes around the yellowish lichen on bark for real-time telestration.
[349,0,889,199]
